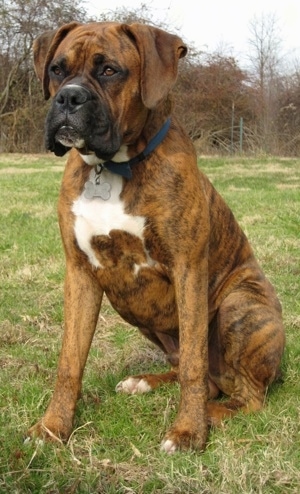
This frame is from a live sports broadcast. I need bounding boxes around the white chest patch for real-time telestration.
[72,169,145,268]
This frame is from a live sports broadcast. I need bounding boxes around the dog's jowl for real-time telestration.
[27,21,285,453]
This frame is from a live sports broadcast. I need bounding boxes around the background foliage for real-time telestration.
[1,0,300,155]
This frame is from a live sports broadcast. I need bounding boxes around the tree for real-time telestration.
[247,12,283,151]
[174,52,253,151]
[275,68,300,155]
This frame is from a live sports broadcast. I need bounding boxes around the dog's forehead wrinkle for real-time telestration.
[54,28,139,82]
[77,27,137,61]
[55,36,97,70]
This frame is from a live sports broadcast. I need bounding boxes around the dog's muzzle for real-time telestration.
[46,83,122,159]
[53,85,91,149]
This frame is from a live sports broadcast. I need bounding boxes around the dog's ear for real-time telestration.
[33,22,80,100]
[122,23,187,109]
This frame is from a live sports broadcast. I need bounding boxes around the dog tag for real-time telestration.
[84,180,111,200]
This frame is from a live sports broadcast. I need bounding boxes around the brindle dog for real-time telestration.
[27,22,285,453]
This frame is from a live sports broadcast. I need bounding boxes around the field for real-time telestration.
[0,154,299,493]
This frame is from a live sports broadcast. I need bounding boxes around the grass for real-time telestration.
[0,153,299,493]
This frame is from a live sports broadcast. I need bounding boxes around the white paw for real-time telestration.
[160,439,177,454]
[23,436,44,447]
[115,377,152,394]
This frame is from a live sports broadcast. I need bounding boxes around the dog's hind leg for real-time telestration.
[207,285,284,426]
[207,377,266,426]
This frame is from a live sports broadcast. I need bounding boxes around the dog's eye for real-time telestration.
[103,67,116,77]
[51,65,64,78]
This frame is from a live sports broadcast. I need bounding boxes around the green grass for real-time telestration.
[0,153,299,493]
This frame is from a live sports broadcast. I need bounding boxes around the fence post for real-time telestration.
[239,117,243,153]
[231,101,235,154]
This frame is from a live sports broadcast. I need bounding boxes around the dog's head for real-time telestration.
[33,22,187,159]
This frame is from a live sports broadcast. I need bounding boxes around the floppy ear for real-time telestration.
[33,22,80,100]
[122,23,187,109]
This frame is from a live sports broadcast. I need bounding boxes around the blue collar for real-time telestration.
[102,118,171,179]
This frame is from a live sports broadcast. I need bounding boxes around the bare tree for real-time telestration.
[275,64,300,155]
[247,12,283,151]
[173,51,252,152]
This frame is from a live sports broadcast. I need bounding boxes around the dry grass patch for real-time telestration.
[0,153,65,166]
[276,183,299,189]
[0,165,64,174]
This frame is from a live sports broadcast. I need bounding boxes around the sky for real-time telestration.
[85,0,300,64]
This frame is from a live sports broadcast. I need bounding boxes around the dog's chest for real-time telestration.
[71,169,146,268]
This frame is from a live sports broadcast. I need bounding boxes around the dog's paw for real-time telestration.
[115,376,152,394]
[25,414,72,444]
[23,435,45,447]
[160,425,207,454]
[25,421,63,444]
[160,438,178,454]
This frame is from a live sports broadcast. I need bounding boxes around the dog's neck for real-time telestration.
[102,118,171,179]
[80,118,171,179]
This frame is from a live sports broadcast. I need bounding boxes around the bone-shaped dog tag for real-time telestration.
[84,180,111,200]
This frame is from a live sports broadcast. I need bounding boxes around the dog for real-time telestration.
[28,21,285,453]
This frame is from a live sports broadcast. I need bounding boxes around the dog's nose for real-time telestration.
[55,85,90,113]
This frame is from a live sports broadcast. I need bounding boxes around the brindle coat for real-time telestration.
[28,22,285,453]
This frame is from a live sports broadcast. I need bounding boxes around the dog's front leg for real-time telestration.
[27,262,103,442]
[161,256,209,453]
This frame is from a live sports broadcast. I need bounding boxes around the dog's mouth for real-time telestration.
[53,125,121,161]
[55,125,85,149]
